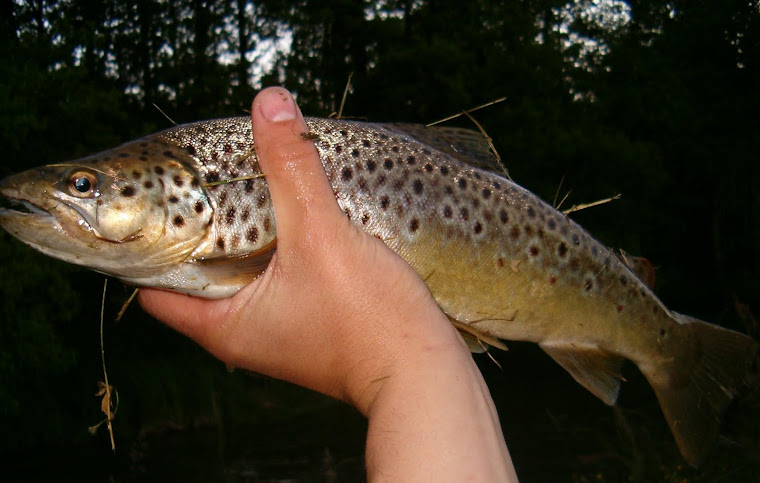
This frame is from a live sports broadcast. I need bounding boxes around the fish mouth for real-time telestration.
[0,194,55,219]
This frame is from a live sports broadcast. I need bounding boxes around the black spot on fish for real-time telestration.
[366,160,377,172]
[164,150,175,158]
[119,152,130,158]
[362,139,371,147]
[424,163,433,173]
[380,196,390,210]
[585,279,593,291]
[218,191,228,207]
[443,205,453,218]
[154,166,165,175]
[187,145,196,156]
[474,172,482,180]
[547,218,557,230]
[407,155,416,165]
[384,159,394,170]
[139,156,148,162]
[335,145,343,154]
[458,178,467,190]
[393,178,405,191]
[409,218,419,232]
[499,209,508,224]
[339,129,347,137]
[510,226,520,240]
[440,166,449,175]
[351,149,360,158]
[572,233,580,246]
[493,181,501,190]
[173,175,184,187]
[194,201,204,213]
[392,146,400,153]
[246,227,259,242]
[245,179,255,193]
[216,238,225,250]
[460,207,469,221]
[132,170,142,179]
[342,167,353,181]
[205,172,219,184]
[224,144,232,153]
[529,246,539,256]
[257,195,267,208]
[482,188,492,199]
[226,208,236,225]
[524,225,533,236]
[144,181,154,189]
[527,207,536,218]
[413,179,423,195]
[121,186,136,197]
[358,177,369,192]
[263,217,272,233]
[173,215,184,227]
[474,222,483,234]
[191,177,200,188]
[619,275,628,286]
[168,195,179,203]
[241,209,250,222]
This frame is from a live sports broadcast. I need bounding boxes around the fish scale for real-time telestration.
[0,116,756,467]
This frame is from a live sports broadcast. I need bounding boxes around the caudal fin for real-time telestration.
[641,313,757,466]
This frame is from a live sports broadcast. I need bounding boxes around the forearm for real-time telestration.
[361,322,518,482]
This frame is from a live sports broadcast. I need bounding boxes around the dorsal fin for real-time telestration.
[385,123,505,174]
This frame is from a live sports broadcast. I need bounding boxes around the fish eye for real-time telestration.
[68,171,98,197]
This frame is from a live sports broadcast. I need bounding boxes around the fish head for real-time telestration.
[0,143,213,280]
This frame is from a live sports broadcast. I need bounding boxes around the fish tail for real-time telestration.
[641,312,757,466]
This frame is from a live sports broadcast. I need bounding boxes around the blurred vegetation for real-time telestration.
[0,0,758,480]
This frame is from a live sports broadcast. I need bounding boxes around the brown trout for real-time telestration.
[0,116,756,465]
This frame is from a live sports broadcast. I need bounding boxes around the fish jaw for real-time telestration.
[0,153,214,281]
[0,167,108,266]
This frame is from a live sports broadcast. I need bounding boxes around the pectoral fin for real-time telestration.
[539,342,626,405]
[195,238,277,286]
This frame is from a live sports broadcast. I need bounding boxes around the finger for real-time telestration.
[251,87,344,242]
[138,288,231,342]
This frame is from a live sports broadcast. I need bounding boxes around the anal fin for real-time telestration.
[539,341,626,406]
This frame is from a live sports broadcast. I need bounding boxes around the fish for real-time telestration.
[0,116,756,466]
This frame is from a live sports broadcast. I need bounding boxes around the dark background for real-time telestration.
[0,0,758,481]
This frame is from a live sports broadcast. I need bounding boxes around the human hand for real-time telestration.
[139,87,517,481]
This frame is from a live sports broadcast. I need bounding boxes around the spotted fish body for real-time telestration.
[0,117,756,466]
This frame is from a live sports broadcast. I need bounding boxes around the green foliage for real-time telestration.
[1,0,758,478]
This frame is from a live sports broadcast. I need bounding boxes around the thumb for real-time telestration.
[251,87,344,245]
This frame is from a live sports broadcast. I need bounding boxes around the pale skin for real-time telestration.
[139,87,518,482]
